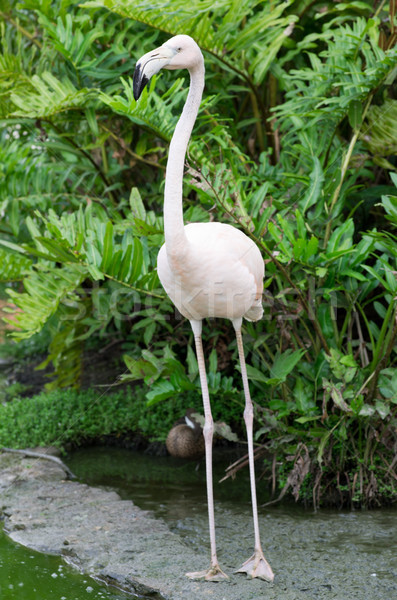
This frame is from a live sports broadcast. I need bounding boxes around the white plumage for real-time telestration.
[133,34,274,583]
[158,222,264,321]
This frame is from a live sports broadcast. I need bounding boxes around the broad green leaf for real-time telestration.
[246,364,268,383]
[143,321,156,346]
[295,415,321,424]
[340,269,368,282]
[293,238,306,261]
[317,430,332,464]
[85,107,99,136]
[118,243,133,282]
[375,400,390,419]
[187,345,198,378]
[146,379,176,405]
[294,377,316,413]
[359,404,376,417]
[299,156,324,214]
[348,99,363,129]
[123,355,157,380]
[209,348,217,374]
[277,215,296,244]
[267,350,305,385]
[108,248,123,277]
[362,265,390,291]
[100,221,114,272]
[305,236,319,261]
[327,219,354,254]
[129,187,146,221]
[128,238,143,283]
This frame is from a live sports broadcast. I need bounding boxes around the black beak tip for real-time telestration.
[133,64,149,101]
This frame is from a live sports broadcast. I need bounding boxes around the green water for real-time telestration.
[0,526,133,600]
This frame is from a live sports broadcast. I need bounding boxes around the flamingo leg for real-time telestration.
[185,319,229,582]
[233,319,274,582]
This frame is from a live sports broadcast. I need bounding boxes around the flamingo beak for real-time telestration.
[133,45,176,100]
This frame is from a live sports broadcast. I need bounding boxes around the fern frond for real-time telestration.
[82,0,296,84]
[10,72,97,118]
[0,18,37,117]
[24,204,162,296]
[274,18,397,126]
[5,265,85,339]
[361,99,397,157]
[39,317,86,390]
[37,13,107,68]
[0,132,109,240]
[217,0,297,84]
[82,0,220,51]
[0,247,32,281]
[99,75,186,141]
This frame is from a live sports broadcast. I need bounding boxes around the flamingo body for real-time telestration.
[157,222,264,321]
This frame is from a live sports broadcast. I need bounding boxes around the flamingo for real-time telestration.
[133,34,274,583]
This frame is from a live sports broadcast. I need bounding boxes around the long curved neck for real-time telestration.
[164,62,204,260]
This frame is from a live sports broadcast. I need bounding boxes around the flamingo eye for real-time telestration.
[177,47,182,52]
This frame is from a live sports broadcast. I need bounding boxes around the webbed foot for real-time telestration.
[186,564,229,582]
[235,549,274,582]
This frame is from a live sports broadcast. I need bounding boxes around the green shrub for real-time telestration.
[0,0,396,506]
[0,387,189,448]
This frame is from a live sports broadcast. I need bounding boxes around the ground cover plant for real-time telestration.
[0,386,196,449]
[0,0,396,507]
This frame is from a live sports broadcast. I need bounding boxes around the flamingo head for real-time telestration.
[133,34,203,100]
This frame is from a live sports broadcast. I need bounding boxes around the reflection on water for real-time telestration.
[66,446,397,564]
[66,446,269,519]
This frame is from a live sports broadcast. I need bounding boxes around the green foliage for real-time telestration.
[11,72,97,118]
[362,99,397,164]
[0,387,190,448]
[5,265,85,339]
[0,384,243,448]
[0,247,31,281]
[82,0,298,85]
[0,0,396,506]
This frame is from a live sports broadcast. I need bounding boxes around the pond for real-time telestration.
[1,445,397,600]
[66,446,397,599]
[0,526,133,600]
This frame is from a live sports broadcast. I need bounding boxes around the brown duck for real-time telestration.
[166,409,205,459]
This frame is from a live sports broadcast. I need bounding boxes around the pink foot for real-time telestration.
[236,549,274,582]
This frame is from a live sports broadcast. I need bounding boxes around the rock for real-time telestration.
[0,449,268,600]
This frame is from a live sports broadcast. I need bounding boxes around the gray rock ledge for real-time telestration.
[0,449,272,600]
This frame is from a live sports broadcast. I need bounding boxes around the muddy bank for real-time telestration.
[1,449,397,600]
